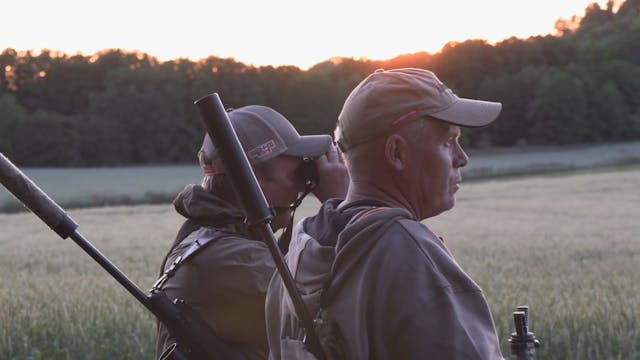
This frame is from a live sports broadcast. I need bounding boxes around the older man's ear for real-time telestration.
[384,134,411,172]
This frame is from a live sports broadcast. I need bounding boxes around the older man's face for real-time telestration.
[405,119,469,220]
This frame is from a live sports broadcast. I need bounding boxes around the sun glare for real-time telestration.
[0,0,615,69]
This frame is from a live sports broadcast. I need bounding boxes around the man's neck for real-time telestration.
[343,181,415,217]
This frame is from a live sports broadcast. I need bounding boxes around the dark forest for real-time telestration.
[1,0,638,166]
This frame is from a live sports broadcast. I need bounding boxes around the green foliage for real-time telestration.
[1,1,639,165]
[0,91,27,155]
[83,66,196,165]
[282,59,374,135]
[12,110,81,166]
[529,67,590,144]
[474,66,542,146]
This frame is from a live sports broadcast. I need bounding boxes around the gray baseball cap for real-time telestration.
[335,68,502,151]
[199,105,332,174]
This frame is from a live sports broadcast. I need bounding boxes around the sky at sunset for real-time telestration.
[1,0,616,69]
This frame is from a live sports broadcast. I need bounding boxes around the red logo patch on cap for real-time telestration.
[249,140,277,160]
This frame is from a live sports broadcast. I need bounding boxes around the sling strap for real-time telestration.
[153,218,249,292]
[152,230,222,292]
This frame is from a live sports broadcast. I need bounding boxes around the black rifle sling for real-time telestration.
[158,218,203,276]
[154,218,250,292]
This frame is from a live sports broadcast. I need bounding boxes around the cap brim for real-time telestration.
[283,134,333,158]
[430,98,502,128]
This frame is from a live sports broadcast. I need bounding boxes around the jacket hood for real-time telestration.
[173,184,245,223]
[284,198,412,312]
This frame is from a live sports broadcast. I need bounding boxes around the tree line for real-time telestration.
[1,0,639,167]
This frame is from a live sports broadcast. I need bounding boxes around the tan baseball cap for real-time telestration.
[335,68,502,151]
[199,105,332,174]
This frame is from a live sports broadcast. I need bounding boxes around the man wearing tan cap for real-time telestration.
[154,105,348,359]
[266,68,504,359]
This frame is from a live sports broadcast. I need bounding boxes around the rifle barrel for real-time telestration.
[0,151,237,360]
[0,152,77,238]
[195,93,326,360]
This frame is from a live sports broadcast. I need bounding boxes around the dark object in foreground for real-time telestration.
[509,305,541,360]
[195,93,326,360]
[0,152,238,360]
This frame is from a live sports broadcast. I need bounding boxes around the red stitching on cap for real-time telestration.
[391,109,419,126]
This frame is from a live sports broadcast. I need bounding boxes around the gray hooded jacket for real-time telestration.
[266,199,504,359]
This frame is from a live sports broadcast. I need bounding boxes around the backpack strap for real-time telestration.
[152,230,224,292]
[158,219,203,275]
[152,219,242,292]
